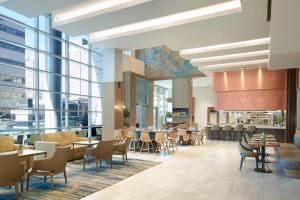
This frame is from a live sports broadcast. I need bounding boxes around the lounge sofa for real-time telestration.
[35,132,87,161]
[275,131,300,178]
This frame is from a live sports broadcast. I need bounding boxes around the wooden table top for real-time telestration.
[248,134,280,148]
[18,149,47,157]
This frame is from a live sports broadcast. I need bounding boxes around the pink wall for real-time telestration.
[213,69,286,111]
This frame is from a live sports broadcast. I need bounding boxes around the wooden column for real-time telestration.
[286,68,298,143]
[114,82,124,129]
[147,80,154,126]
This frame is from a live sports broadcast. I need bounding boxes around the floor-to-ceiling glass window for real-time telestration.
[153,84,172,128]
[0,7,103,136]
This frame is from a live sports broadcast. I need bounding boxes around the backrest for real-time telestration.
[96,128,102,136]
[115,130,124,141]
[78,130,87,138]
[28,134,41,145]
[211,125,220,131]
[223,125,232,131]
[50,146,71,173]
[0,136,16,153]
[41,133,63,145]
[95,140,114,160]
[127,131,136,141]
[234,124,244,131]
[16,135,24,145]
[140,132,150,142]
[155,132,165,144]
[168,131,178,139]
[61,131,77,146]
[0,151,23,185]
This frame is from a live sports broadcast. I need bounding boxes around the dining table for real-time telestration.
[248,134,280,173]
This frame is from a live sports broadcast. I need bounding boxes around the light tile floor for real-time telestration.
[82,140,300,200]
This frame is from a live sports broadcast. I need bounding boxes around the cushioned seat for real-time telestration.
[276,133,300,178]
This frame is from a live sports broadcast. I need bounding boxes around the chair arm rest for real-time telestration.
[35,141,58,160]
[113,143,125,153]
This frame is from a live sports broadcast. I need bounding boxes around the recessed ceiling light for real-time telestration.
[180,37,270,56]
[198,59,269,70]
[190,50,269,64]
[90,0,241,42]
[54,0,152,26]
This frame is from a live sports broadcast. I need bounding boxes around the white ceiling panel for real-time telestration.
[92,0,269,51]
[1,0,84,17]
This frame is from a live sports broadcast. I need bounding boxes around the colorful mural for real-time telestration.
[136,46,205,80]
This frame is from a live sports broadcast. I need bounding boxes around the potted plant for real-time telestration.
[123,108,130,128]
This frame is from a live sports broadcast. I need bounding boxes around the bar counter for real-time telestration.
[205,124,286,142]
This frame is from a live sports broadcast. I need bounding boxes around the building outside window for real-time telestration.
[0,6,103,136]
[153,85,172,128]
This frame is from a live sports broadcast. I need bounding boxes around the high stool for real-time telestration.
[222,125,232,140]
[233,124,244,141]
[115,129,124,142]
[155,132,168,154]
[211,125,220,140]
[127,131,137,151]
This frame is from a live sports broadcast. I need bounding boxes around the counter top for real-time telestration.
[206,124,286,130]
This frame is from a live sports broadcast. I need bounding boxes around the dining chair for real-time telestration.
[96,128,102,140]
[167,131,178,151]
[115,130,124,142]
[27,146,70,191]
[127,131,137,151]
[83,140,114,171]
[0,151,25,200]
[140,132,153,152]
[78,129,87,138]
[113,137,131,164]
[246,125,256,138]
[238,140,258,170]
[191,129,205,146]
[178,129,190,144]
[155,132,168,154]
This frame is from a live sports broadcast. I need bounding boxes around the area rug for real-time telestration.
[0,158,160,200]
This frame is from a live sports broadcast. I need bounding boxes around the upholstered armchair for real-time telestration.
[0,151,25,200]
[238,140,258,170]
[113,137,131,164]
[83,140,114,171]
[27,146,71,191]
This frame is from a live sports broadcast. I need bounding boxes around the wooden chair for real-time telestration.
[27,146,70,191]
[0,151,25,200]
[191,129,205,146]
[140,132,153,152]
[127,131,137,151]
[113,137,131,164]
[178,129,190,145]
[83,140,114,171]
[115,130,124,142]
[155,132,168,154]
[167,131,179,151]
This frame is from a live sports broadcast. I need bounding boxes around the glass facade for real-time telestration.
[0,7,103,135]
[153,84,172,128]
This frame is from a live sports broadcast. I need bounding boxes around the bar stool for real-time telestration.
[233,124,244,141]
[115,130,124,142]
[211,125,220,140]
[222,125,232,141]
[167,131,178,151]
[140,132,153,152]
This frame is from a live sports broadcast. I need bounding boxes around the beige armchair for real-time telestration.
[83,140,114,172]
[0,151,25,200]
[113,137,131,164]
[27,146,71,191]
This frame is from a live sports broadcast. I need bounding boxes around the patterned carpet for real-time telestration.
[0,158,160,200]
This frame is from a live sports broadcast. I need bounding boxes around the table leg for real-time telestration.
[255,145,272,173]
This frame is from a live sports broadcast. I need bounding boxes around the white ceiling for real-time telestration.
[1,0,299,72]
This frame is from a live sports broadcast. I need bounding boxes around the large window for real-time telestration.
[0,7,103,135]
